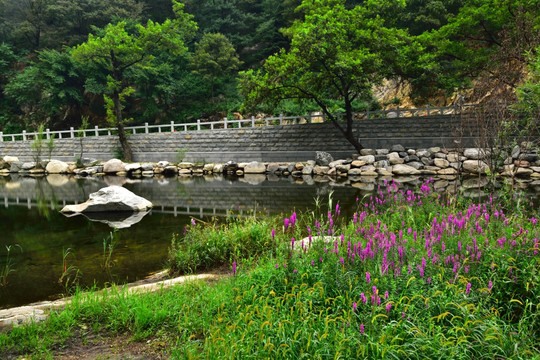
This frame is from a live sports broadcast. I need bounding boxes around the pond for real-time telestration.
[0,173,538,309]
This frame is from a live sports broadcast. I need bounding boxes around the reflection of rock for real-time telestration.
[60,186,153,213]
[462,177,490,189]
[240,174,266,185]
[104,175,127,187]
[46,174,69,187]
[5,182,20,190]
[63,210,150,229]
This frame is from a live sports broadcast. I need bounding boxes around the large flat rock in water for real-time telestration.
[60,186,153,213]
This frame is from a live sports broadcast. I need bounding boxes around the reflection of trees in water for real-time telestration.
[35,179,58,220]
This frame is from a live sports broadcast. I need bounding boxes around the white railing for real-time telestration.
[0,105,459,143]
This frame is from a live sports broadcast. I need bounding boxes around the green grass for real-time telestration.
[1,180,539,359]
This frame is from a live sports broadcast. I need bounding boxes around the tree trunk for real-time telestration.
[318,97,363,154]
[113,90,132,162]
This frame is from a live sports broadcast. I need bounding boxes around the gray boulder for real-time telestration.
[316,151,334,166]
[10,161,23,172]
[61,186,153,213]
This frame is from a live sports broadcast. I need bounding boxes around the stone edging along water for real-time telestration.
[0,272,221,330]
[1,143,539,181]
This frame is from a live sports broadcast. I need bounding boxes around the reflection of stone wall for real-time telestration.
[1,175,538,216]
[0,115,477,162]
[0,176,363,215]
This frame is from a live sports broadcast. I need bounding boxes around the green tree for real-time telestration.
[5,49,85,129]
[47,0,145,46]
[408,0,539,100]
[191,33,240,102]
[240,0,406,152]
[71,1,197,161]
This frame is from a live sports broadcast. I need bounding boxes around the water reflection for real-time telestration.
[63,210,151,229]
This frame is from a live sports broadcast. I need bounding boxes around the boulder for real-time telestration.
[348,168,362,176]
[302,166,314,175]
[141,163,154,171]
[511,145,521,159]
[10,161,23,172]
[157,161,169,168]
[357,155,375,164]
[515,167,533,177]
[351,160,366,168]
[125,163,141,172]
[203,163,215,173]
[463,160,489,174]
[387,152,403,165]
[336,164,351,173]
[21,162,36,170]
[464,148,489,160]
[2,156,19,164]
[267,163,280,173]
[407,161,423,170]
[328,159,346,168]
[313,165,329,175]
[360,149,375,156]
[244,161,266,174]
[61,186,152,213]
[46,160,69,174]
[163,166,178,176]
[103,159,126,173]
[392,164,420,175]
[434,158,450,168]
[447,153,460,163]
[416,150,431,158]
[315,151,334,166]
[391,144,405,152]
[213,164,224,173]
[224,161,238,172]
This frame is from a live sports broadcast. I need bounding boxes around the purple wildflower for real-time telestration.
[353,302,357,312]
[232,261,237,276]
[366,272,371,283]
[466,282,472,295]
[360,324,365,334]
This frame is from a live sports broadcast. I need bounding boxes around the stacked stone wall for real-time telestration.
[0,115,477,162]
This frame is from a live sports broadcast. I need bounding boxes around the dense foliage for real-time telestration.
[1,181,538,358]
[0,0,537,140]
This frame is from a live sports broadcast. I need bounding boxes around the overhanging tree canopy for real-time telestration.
[239,0,407,153]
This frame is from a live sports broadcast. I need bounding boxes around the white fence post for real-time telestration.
[22,130,27,141]
[0,132,3,142]
[170,121,174,132]
[46,128,50,140]
[70,127,75,138]
[145,122,149,134]
[197,119,201,131]
[224,118,228,129]
[251,116,255,127]
[94,126,99,136]
[279,113,284,125]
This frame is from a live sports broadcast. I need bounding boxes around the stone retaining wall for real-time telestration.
[0,115,477,162]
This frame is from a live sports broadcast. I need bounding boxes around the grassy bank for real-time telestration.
[1,180,539,359]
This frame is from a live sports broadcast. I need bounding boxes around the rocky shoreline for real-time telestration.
[1,143,539,180]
